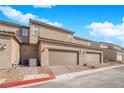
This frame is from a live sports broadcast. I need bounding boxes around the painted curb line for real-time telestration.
[0,76,55,88]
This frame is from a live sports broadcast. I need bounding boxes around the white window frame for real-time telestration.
[16,29,20,35]
[33,24,40,36]
[22,29,29,36]
[88,42,91,46]
[68,35,74,42]
[100,44,108,48]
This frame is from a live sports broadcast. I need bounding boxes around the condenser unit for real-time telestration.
[29,58,38,67]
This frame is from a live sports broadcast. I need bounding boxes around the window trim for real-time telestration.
[22,29,29,36]
[32,24,40,36]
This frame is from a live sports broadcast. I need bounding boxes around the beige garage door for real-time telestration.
[117,54,123,61]
[49,50,78,66]
[86,53,100,64]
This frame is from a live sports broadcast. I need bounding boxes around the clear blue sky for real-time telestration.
[0,5,124,47]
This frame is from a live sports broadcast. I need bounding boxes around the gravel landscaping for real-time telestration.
[0,61,123,85]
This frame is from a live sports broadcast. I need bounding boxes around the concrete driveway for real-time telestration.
[25,66,124,88]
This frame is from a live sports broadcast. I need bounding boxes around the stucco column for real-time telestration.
[100,53,104,63]
[79,50,86,66]
[40,48,49,66]
[83,52,87,64]
[79,53,83,66]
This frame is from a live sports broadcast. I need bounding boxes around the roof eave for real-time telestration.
[0,32,21,43]
[29,19,75,34]
[74,36,93,42]
[39,37,103,51]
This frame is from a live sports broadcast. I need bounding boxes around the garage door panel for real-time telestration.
[86,53,100,64]
[117,55,123,61]
[49,50,78,66]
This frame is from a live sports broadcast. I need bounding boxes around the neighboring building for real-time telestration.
[91,41,124,62]
[0,19,104,69]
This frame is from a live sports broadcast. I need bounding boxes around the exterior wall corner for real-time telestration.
[40,48,49,66]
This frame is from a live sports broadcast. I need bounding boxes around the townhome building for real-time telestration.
[91,42,124,62]
[0,19,103,69]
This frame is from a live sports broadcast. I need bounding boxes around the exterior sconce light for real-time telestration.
[80,49,85,54]
[2,43,7,49]
[0,43,7,50]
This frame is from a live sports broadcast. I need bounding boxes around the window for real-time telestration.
[16,28,28,36]
[22,29,28,36]
[33,24,40,36]
[114,46,121,50]
[100,44,108,48]
[68,35,74,42]
[88,42,91,46]
[16,29,20,35]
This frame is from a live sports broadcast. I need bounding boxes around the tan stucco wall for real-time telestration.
[29,23,74,44]
[0,35,20,69]
[39,41,103,66]
[0,23,29,44]
[20,44,38,61]
[11,38,20,66]
[116,52,124,62]
[39,25,74,42]
[29,24,39,44]
[75,39,90,46]
[103,49,124,62]
[0,35,12,69]
[0,23,19,32]
[103,49,116,61]
[19,36,29,44]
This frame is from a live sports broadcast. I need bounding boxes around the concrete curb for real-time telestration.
[0,76,55,88]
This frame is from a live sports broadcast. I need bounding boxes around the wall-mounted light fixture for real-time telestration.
[79,49,85,54]
[2,43,7,49]
[0,42,7,50]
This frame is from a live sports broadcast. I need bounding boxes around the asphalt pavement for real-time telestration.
[24,66,124,88]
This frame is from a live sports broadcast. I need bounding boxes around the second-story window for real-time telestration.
[22,29,29,36]
[88,42,91,46]
[68,35,74,42]
[16,29,20,35]
[100,44,108,48]
[16,28,28,36]
[33,24,40,36]
[114,46,121,50]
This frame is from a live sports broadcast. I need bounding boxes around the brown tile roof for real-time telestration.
[0,31,21,43]
[39,37,103,51]
[29,19,75,34]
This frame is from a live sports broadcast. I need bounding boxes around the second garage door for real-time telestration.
[49,50,78,66]
[86,52,101,64]
[117,54,123,61]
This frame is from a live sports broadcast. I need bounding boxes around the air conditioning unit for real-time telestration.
[29,58,38,67]
[22,59,29,66]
